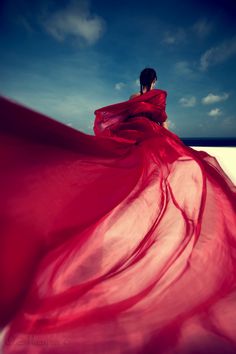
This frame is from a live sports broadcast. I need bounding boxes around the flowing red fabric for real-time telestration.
[0,89,236,354]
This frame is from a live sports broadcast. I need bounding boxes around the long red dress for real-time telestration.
[0,89,236,354]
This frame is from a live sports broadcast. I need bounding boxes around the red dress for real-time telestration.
[0,89,236,354]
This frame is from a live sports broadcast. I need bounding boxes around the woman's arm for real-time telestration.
[160,121,169,130]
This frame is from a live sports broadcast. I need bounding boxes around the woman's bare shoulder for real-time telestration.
[129,92,141,100]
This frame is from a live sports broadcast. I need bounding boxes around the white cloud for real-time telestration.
[208,108,222,117]
[200,37,236,71]
[41,0,106,45]
[168,120,176,129]
[192,19,213,37]
[179,96,196,107]
[115,82,126,90]
[202,93,229,105]
[175,61,193,76]
[87,120,94,130]
[163,29,186,45]
[222,116,233,126]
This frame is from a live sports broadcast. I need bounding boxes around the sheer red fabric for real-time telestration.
[0,90,236,354]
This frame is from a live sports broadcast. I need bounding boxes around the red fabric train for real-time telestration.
[0,89,236,354]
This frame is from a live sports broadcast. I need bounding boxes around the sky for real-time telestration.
[0,0,236,137]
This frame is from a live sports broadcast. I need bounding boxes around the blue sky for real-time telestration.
[1,0,236,137]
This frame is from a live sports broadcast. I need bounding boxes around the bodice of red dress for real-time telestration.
[93,89,168,141]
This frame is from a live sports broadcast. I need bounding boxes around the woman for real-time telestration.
[94,68,169,141]
[129,68,169,130]
[0,68,236,354]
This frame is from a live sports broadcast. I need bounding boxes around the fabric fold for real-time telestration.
[0,92,236,354]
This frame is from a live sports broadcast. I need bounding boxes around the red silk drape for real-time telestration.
[0,91,236,354]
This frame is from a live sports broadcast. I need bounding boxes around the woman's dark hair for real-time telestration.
[140,68,157,94]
